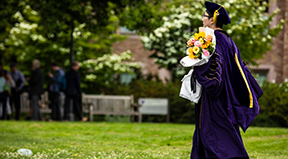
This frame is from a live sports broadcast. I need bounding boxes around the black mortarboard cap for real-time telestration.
[205,1,231,25]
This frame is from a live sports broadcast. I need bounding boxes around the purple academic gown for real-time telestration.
[190,30,263,159]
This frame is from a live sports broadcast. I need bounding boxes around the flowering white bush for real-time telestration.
[81,50,140,85]
[142,0,284,77]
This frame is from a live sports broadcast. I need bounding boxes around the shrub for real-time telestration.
[252,80,288,127]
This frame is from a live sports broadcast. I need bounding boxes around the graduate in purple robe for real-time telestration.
[190,2,263,159]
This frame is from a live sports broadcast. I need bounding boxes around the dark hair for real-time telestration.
[72,61,79,67]
[0,61,2,67]
[215,20,223,29]
[50,62,58,67]
[10,63,17,68]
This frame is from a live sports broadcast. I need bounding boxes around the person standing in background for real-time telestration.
[4,73,15,120]
[0,62,8,75]
[48,62,64,121]
[63,61,87,122]
[0,71,8,120]
[27,59,44,121]
[10,63,25,121]
[0,62,13,120]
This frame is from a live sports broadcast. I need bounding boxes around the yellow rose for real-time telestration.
[193,46,200,54]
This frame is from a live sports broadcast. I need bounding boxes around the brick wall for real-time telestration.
[256,0,288,82]
[112,34,171,82]
[283,0,288,81]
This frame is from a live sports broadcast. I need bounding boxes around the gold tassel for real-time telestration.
[213,7,222,24]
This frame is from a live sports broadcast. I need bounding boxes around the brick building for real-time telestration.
[113,0,288,84]
[113,28,171,82]
[251,0,288,83]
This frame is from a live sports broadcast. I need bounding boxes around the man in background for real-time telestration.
[63,61,87,121]
[28,59,44,121]
[48,62,64,121]
[10,63,25,120]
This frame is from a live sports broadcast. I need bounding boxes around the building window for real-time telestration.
[120,27,136,34]
[120,73,136,85]
[252,70,268,86]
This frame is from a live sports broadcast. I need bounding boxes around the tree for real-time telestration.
[0,0,25,60]
[118,0,166,34]
[27,0,125,66]
[1,1,140,89]
[140,0,285,78]
[1,0,147,64]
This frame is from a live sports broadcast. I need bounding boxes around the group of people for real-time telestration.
[0,62,25,120]
[0,59,87,122]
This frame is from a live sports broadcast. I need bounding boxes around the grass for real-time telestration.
[0,121,288,159]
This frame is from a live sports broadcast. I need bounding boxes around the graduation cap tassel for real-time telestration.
[213,6,222,24]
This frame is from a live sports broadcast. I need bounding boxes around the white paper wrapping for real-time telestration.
[179,69,203,103]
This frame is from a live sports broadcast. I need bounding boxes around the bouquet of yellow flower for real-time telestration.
[180,27,216,67]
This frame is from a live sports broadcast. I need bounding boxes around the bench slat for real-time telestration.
[83,94,141,122]
[19,92,141,123]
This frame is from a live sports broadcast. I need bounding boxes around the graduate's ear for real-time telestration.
[210,18,214,24]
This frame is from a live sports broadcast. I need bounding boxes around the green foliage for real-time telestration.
[0,0,25,59]
[253,80,288,127]
[118,0,166,34]
[0,1,141,88]
[140,0,285,78]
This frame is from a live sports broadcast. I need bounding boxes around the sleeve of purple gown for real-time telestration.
[194,46,224,97]
[242,61,263,99]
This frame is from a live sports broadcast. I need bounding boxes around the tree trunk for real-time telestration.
[70,24,74,68]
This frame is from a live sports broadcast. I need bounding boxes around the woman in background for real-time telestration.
[0,71,8,120]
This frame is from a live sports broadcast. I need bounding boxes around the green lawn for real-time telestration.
[0,121,287,159]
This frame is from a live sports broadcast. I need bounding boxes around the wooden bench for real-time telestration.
[82,94,142,122]
[138,98,169,123]
[20,92,51,113]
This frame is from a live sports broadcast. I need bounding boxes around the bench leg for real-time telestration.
[138,114,142,123]
[167,115,169,123]
[89,105,93,122]
[131,115,135,122]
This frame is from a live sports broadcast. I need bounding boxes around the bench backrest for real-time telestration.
[138,98,169,115]
[82,94,135,113]
[20,92,51,113]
